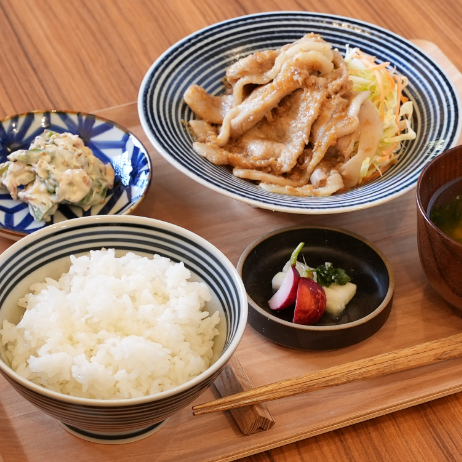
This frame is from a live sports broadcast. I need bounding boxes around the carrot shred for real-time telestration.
[384,69,396,89]
[353,50,388,121]
[359,164,394,185]
[370,62,391,69]
[359,171,381,185]
[356,50,376,67]
[381,143,398,156]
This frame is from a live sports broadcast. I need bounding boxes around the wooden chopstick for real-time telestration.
[193,332,462,416]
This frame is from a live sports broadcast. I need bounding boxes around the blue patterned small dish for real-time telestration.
[0,110,151,239]
[139,12,460,214]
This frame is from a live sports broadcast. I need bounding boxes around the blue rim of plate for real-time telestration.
[138,11,461,214]
[0,110,152,239]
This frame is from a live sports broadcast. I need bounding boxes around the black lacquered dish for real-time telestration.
[237,226,394,350]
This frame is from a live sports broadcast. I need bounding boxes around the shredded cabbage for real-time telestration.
[344,46,416,183]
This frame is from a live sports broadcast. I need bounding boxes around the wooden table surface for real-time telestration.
[1,1,462,461]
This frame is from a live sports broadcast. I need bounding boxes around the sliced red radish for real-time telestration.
[268,266,300,310]
[293,278,326,325]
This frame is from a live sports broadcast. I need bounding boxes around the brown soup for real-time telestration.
[428,176,462,244]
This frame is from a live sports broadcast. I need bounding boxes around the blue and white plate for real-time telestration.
[0,110,151,239]
[138,12,460,214]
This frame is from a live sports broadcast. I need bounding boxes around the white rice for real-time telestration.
[0,249,220,399]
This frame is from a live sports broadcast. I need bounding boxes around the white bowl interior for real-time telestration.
[0,216,246,405]
[0,249,227,368]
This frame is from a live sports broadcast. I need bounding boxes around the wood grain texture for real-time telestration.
[1,1,462,461]
[0,0,462,119]
[2,78,462,460]
[214,357,275,434]
[195,333,462,415]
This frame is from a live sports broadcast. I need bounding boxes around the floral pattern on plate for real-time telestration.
[0,110,151,239]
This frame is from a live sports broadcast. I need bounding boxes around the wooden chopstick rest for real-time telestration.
[212,356,275,435]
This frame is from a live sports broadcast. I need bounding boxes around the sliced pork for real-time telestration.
[183,33,388,198]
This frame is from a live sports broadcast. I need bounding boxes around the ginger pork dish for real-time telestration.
[184,33,415,197]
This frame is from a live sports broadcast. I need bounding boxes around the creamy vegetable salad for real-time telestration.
[0,130,114,222]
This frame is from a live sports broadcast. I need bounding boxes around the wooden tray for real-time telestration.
[1,40,462,462]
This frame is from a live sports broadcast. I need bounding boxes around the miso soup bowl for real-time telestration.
[0,215,247,444]
[417,145,462,312]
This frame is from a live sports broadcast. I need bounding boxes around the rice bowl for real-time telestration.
[1,249,221,400]
[0,215,247,443]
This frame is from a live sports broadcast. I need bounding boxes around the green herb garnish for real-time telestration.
[314,262,351,287]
